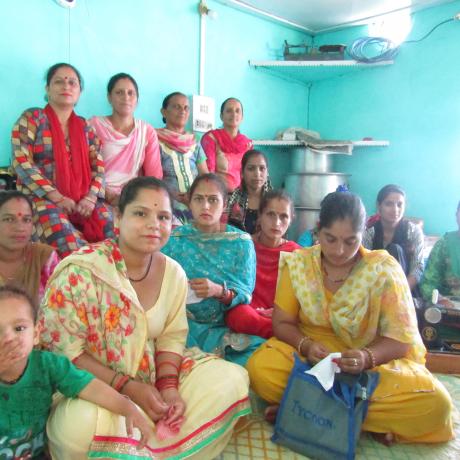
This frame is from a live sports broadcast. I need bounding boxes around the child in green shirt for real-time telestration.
[0,286,153,459]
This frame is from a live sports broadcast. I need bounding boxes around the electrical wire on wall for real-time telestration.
[348,14,458,63]
[348,37,399,62]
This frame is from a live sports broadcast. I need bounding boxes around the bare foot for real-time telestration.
[372,432,395,446]
[264,405,279,424]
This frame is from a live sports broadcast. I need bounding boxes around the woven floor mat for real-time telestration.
[218,374,460,459]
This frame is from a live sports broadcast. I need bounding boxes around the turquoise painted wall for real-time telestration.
[0,0,310,188]
[310,1,460,235]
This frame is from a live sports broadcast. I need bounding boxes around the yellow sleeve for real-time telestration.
[378,257,420,345]
[155,261,189,355]
[274,264,300,316]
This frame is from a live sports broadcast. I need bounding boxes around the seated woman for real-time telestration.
[162,173,265,365]
[90,73,162,206]
[362,184,424,291]
[0,190,59,303]
[420,201,460,306]
[226,189,300,338]
[226,149,272,234]
[39,176,250,459]
[157,91,208,223]
[201,98,253,192]
[247,191,453,444]
[12,63,114,257]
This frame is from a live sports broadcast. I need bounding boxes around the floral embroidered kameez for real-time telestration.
[39,239,250,459]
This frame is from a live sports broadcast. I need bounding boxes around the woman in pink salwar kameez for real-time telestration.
[90,73,162,206]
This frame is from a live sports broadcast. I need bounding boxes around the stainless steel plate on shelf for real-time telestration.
[285,172,350,208]
[291,147,331,173]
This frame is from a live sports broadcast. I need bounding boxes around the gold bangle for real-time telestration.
[362,347,377,368]
[297,336,311,356]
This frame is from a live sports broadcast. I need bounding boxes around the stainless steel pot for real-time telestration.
[288,207,319,241]
[291,147,331,173]
[285,172,350,208]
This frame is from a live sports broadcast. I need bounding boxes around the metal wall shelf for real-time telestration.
[248,59,393,85]
[253,139,389,148]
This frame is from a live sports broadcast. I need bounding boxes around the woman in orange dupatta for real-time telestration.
[12,63,114,257]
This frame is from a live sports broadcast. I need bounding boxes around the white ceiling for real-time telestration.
[215,0,455,33]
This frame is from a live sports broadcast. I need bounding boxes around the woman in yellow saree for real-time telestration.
[247,191,453,445]
[39,177,250,459]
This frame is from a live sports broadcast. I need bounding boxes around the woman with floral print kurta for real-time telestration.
[247,192,453,445]
[39,177,250,459]
[11,63,114,257]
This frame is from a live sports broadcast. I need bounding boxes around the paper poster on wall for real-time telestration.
[192,95,215,132]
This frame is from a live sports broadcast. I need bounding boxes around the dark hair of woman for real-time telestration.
[319,191,366,233]
[373,184,412,265]
[188,173,228,201]
[376,184,406,205]
[45,62,83,89]
[107,72,139,98]
[0,190,33,213]
[118,177,173,214]
[220,97,243,116]
[240,149,269,192]
[259,189,295,219]
[0,285,37,322]
[161,91,187,124]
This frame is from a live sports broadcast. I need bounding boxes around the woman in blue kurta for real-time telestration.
[163,173,264,365]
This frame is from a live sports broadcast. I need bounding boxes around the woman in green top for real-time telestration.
[420,201,460,306]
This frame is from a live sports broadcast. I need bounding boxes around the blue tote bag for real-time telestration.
[272,354,380,460]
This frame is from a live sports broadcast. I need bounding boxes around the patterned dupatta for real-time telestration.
[226,181,273,230]
[278,245,425,363]
[162,224,256,324]
[156,128,196,154]
[39,239,155,382]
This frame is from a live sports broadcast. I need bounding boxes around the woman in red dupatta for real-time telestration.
[12,63,114,257]
[226,190,300,338]
[201,97,253,192]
